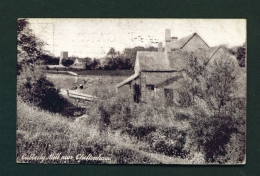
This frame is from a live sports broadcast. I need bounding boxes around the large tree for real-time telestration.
[17,19,45,62]
[17,19,46,75]
[17,19,84,116]
[204,55,238,116]
[106,47,117,58]
[187,54,245,163]
[84,57,93,70]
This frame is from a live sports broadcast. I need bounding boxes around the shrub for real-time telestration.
[124,126,156,140]
[98,103,111,133]
[189,114,244,163]
[177,91,192,108]
[151,128,189,158]
[122,106,132,128]
[17,65,85,116]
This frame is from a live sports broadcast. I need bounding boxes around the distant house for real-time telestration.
[70,58,87,69]
[164,29,210,52]
[116,29,237,104]
[73,58,87,65]
[196,45,237,66]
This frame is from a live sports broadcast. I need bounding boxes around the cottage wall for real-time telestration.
[139,72,177,102]
[134,57,141,74]
[143,86,178,106]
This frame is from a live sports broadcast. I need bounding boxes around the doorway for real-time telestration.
[164,88,173,106]
[133,84,141,103]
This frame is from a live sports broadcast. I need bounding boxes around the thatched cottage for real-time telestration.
[116,29,236,104]
[70,58,87,69]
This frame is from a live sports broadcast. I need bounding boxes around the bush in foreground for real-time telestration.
[17,65,85,117]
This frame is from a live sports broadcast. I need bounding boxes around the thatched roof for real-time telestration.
[133,33,211,72]
[168,50,190,71]
[135,51,173,72]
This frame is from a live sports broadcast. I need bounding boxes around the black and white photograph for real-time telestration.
[16,18,246,164]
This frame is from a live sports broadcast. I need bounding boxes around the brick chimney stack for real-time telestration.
[158,42,163,52]
[171,37,178,51]
[165,29,172,53]
[165,29,171,42]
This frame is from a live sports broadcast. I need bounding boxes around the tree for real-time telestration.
[40,54,59,65]
[17,19,46,75]
[185,53,245,163]
[84,57,93,70]
[106,47,117,58]
[17,19,85,117]
[90,58,101,70]
[17,19,45,62]
[236,46,246,67]
[62,59,74,67]
[204,55,238,116]
[185,53,206,103]
[122,46,158,70]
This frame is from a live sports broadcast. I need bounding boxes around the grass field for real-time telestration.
[46,70,134,96]
[46,69,135,76]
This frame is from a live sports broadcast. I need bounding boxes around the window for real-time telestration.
[146,85,154,90]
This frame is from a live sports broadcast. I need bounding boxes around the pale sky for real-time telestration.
[28,18,246,58]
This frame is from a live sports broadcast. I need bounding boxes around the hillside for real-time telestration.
[16,97,198,164]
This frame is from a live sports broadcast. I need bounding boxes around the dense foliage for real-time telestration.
[17,19,84,116]
[62,58,74,67]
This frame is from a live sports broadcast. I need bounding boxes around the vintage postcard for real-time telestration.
[16,19,246,164]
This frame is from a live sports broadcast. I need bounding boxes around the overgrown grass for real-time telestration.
[17,86,245,164]
[17,64,245,164]
[17,96,198,164]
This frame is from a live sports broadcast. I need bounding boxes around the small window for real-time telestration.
[146,85,154,90]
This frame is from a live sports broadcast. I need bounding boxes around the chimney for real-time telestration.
[165,29,171,53]
[171,37,178,50]
[165,29,171,42]
[158,42,163,52]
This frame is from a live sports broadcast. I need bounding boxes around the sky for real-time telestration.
[27,18,246,58]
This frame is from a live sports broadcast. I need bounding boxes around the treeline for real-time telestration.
[40,46,158,70]
[101,46,158,70]
[41,45,246,71]
[84,46,158,70]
